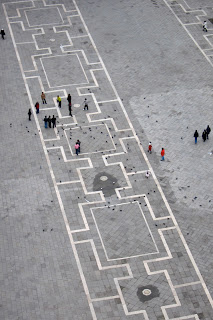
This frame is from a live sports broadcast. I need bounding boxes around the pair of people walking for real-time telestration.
[147,142,165,161]
[43,115,56,128]
[194,125,211,143]
[67,94,88,114]
[202,126,211,141]
[75,140,81,155]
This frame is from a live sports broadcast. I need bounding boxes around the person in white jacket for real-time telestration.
[203,21,208,32]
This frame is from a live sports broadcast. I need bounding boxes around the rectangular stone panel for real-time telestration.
[41,54,88,87]
[25,7,63,27]
[91,202,158,260]
[65,123,116,155]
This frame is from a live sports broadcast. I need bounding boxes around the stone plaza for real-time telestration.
[0,0,213,319]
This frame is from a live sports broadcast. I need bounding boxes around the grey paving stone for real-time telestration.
[0,0,213,319]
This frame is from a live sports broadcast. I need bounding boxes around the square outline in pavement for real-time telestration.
[40,53,89,88]
[24,7,64,27]
[64,123,116,156]
[91,201,159,261]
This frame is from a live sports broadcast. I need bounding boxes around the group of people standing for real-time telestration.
[28,92,90,120]
[194,125,211,144]
[27,92,86,155]
[32,92,74,115]
[43,115,56,128]
[27,92,75,120]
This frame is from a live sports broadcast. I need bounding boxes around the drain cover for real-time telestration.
[100,176,108,181]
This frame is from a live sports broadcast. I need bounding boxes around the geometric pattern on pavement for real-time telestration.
[3,0,213,319]
[91,202,158,260]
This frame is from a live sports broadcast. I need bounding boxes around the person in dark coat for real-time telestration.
[194,130,199,144]
[67,93,71,105]
[76,139,81,153]
[44,116,48,128]
[202,130,206,142]
[83,98,88,110]
[48,116,52,128]
[67,94,72,116]
[28,108,32,121]
[52,115,56,128]
[206,125,211,139]
[1,29,5,39]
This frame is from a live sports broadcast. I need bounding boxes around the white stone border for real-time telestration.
[164,0,213,67]
[6,0,35,18]
[3,0,213,319]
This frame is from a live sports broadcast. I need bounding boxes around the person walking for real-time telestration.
[43,116,48,128]
[194,130,199,144]
[161,148,165,161]
[57,95,61,108]
[48,116,52,128]
[52,115,56,128]
[35,102,39,114]
[75,142,80,156]
[203,21,208,32]
[41,92,47,104]
[1,29,5,39]
[76,139,81,153]
[67,93,71,105]
[67,93,72,116]
[28,108,32,121]
[83,98,88,110]
[206,125,211,139]
[148,142,152,154]
[202,130,207,142]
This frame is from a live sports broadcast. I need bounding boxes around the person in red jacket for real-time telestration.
[35,102,39,114]
[148,142,152,154]
[161,148,165,161]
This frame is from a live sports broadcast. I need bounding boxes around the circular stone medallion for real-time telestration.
[49,39,55,42]
[74,104,80,108]
[142,289,152,296]
[100,176,108,181]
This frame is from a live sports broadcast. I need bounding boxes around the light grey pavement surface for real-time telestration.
[0,0,213,319]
